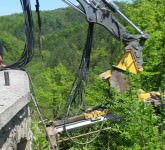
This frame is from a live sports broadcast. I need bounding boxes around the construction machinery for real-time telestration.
[1,0,161,149]
[0,1,163,149]
[43,0,151,149]
[61,0,151,109]
[64,0,149,93]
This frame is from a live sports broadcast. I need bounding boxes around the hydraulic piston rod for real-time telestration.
[62,0,86,16]
[103,0,144,34]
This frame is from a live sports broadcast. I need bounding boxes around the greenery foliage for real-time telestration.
[0,0,164,149]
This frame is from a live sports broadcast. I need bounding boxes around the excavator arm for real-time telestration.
[63,0,149,71]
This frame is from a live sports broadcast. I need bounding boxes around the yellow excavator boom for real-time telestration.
[99,50,142,81]
[115,50,143,74]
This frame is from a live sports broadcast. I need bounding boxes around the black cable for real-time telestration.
[65,23,94,117]
[35,0,41,32]
[35,0,43,53]
[59,22,98,145]
[1,0,34,70]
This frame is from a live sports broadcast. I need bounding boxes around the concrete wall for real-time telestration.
[0,106,32,150]
[0,70,32,150]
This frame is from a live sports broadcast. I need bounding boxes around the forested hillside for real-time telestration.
[0,0,164,149]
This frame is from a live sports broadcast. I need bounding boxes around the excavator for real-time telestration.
[0,1,163,149]
[64,0,154,94]
[61,1,163,110]
[44,0,163,149]
[80,0,163,106]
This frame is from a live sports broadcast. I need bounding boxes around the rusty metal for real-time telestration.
[54,114,85,127]
[54,108,108,127]
[46,122,58,150]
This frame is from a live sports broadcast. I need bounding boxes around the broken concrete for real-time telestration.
[0,106,32,150]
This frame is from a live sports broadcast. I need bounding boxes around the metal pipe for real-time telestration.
[116,9,143,34]
[55,113,118,133]
[57,126,112,143]
[104,0,143,34]
[62,0,86,16]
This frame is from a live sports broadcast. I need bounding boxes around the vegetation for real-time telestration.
[0,0,164,149]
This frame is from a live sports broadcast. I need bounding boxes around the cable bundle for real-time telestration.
[5,0,34,69]
[65,23,94,117]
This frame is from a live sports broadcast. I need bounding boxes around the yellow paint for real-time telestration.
[84,110,106,119]
[115,50,140,74]
[99,70,111,80]
[99,50,143,80]
[137,89,161,102]
[138,89,151,102]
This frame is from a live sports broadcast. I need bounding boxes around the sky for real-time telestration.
[0,0,68,16]
[0,0,128,16]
